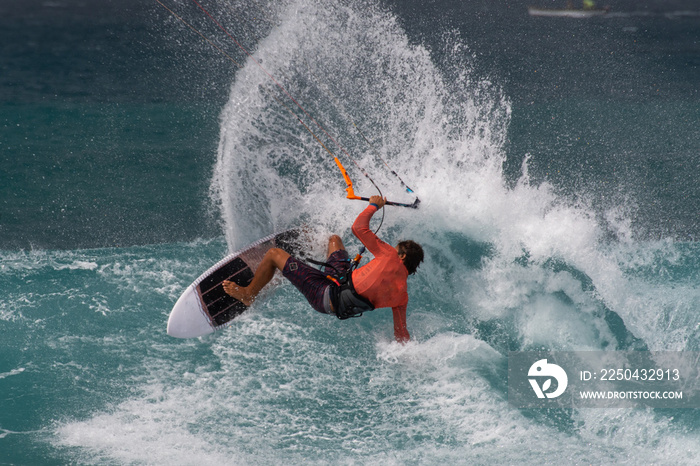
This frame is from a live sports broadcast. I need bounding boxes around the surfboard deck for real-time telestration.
[167,229,306,338]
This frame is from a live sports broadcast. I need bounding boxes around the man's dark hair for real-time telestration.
[398,240,424,275]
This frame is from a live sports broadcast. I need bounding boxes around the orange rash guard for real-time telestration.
[351,204,410,343]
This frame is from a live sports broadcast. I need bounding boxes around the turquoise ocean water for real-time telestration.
[2,0,700,464]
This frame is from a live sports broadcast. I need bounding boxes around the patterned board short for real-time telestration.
[282,249,350,314]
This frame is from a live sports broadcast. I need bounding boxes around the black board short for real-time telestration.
[282,249,350,314]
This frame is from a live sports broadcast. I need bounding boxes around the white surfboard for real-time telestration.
[167,229,305,338]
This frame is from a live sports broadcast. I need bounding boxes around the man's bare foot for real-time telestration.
[222,280,254,306]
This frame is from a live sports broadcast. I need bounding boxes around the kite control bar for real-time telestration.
[334,157,420,209]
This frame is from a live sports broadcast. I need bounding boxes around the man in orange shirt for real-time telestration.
[223,195,424,343]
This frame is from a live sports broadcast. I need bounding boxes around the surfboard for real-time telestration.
[167,229,306,338]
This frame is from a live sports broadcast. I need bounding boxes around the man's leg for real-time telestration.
[327,234,345,256]
[325,234,352,281]
[223,248,290,306]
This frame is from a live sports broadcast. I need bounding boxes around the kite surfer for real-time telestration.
[224,195,424,343]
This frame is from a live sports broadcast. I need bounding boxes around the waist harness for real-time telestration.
[329,271,375,320]
[308,251,375,320]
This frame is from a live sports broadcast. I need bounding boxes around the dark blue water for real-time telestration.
[2,0,700,464]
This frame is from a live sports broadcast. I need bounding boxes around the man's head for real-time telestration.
[397,240,424,275]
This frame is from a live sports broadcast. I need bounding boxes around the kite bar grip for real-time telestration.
[349,195,420,209]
